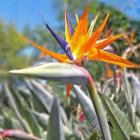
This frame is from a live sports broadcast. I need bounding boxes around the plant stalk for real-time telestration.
[87,74,111,140]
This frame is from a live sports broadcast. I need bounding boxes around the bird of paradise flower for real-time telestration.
[19,6,139,100]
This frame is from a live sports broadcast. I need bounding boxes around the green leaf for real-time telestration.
[25,79,68,125]
[9,63,89,85]
[25,79,53,113]
[3,82,29,132]
[0,115,23,130]
[73,85,99,130]
[31,110,49,129]
[100,94,134,140]
[87,80,111,140]
[4,82,42,138]
[47,96,65,140]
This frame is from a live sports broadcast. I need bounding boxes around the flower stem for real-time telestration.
[87,74,111,140]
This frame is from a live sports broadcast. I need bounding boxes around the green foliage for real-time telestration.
[84,60,105,81]
[1,63,140,140]
[100,94,134,140]
[0,20,33,70]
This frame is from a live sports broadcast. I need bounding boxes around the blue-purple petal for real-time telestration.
[66,12,74,37]
[46,24,74,61]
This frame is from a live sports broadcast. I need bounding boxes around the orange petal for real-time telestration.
[29,41,68,62]
[130,31,135,43]
[87,48,140,68]
[94,35,121,49]
[66,84,72,102]
[106,66,113,78]
[18,34,68,62]
[65,12,72,43]
[70,6,88,52]
[76,14,109,57]
[86,14,98,38]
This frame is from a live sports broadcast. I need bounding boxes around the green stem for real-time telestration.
[87,75,111,140]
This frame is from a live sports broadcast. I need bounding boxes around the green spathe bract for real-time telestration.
[10,62,89,85]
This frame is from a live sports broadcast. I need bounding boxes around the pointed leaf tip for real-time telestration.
[47,96,65,140]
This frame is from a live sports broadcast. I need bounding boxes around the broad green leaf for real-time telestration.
[25,79,68,125]
[32,110,72,137]
[3,82,29,132]
[4,82,42,137]
[73,85,99,130]
[47,96,65,140]
[9,62,89,85]
[25,79,53,113]
[100,94,134,140]
[1,129,41,140]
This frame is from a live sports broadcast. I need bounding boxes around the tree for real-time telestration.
[0,20,33,70]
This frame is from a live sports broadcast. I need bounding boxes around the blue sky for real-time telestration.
[0,0,57,32]
[0,0,140,32]
[99,0,140,20]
